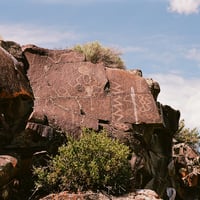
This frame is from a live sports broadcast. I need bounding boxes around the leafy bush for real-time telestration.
[33,129,132,195]
[175,119,200,151]
[73,41,125,69]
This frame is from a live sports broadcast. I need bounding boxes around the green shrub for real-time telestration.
[73,41,125,69]
[175,119,200,151]
[33,129,132,195]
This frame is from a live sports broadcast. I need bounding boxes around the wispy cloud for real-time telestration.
[168,0,200,15]
[149,73,200,130]
[0,24,82,48]
[121,46,147,54]
[186,48,200,65]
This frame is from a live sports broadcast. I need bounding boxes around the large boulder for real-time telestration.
[22,45,182,199]
[0,41,182,199]
[0,41,34,200]
[23,45,162,138]
[169,142,200,199]
[0,155,18,187]
[0,42,34,145]
[140,105,180,197]
[39,189,163,200]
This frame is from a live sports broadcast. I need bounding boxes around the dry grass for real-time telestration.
[73,41,125,69]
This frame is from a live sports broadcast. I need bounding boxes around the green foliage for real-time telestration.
[174,119,200,150]
[33,129,132,195]
[73,41,125,69]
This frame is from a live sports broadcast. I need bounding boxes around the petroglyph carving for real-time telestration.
[110,80,124,122]
[23,45,162,135]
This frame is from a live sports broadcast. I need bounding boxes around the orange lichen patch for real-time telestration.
[0,91,10,98]
[0,87,33,99]
[13,87,34,99]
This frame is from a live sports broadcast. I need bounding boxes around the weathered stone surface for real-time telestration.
[128,104,180,198]
[145,78,160,101]
[169,142,200,199]
[106,68,161,124]
[0,41,185,199]
[39,189,163,200]
[0,42,33,98]
[0,40,29,72]
[22,45,183,199]
[23,45,162,136]
[0,155,18,187]
[0,43,34,144]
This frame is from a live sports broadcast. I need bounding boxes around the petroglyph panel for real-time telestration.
[24,46,162,133]
[24,47,110,131]
[106,68,162,124]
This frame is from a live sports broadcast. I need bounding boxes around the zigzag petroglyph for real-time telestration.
[111,81,124,122]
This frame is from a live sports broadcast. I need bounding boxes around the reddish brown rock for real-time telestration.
[0,155,19,187]
[23,45,179,198]
[39,189,163,200]
[0,41,188,199]
[0,43,34,144]
[19,44,182,199]
[23,45,162,136]
[169,143,200,199]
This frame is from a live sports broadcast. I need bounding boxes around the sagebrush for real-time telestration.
[33,129,132,195]
[73,41,125,69]
[175,119,200,151]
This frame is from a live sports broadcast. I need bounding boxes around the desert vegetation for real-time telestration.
[175,119,200,151]
[73,41,125,69]
[33,129,132,197]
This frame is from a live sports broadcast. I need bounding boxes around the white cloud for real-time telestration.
[0,24,82,48]
[148,73,200,130]
[186,48,200,64]
[168,0,200,15]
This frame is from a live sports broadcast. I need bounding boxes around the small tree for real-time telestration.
[73,41,125,69]
[174,119,200,151]
[33,129,132,195]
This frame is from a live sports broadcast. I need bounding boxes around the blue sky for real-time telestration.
[0,0,200,129]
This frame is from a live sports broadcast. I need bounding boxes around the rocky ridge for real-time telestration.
[0,40,199,200]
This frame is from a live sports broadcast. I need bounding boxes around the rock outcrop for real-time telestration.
[40,189,162,200]
[0,43,34,145]
[168,142,200,199]
[0,40,198,200]
[23,45,162,134]
[21,45,181,199]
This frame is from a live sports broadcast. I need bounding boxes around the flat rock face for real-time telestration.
[106,68,161,124]
[23,46,162,134]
